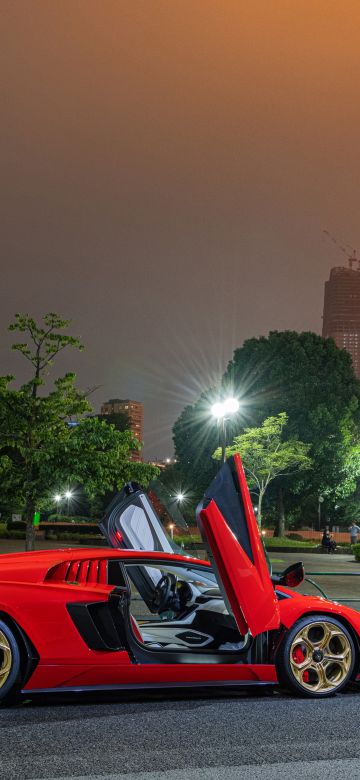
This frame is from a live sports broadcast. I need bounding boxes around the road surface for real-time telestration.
[1,686,360,780]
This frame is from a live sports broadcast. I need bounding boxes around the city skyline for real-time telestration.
[1,2,360,457]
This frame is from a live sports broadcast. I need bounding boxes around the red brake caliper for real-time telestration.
[293,645,309,682]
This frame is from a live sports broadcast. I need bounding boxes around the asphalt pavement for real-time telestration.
[1,543,360,779]
[1,686,360,780]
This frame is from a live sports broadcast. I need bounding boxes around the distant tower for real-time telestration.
[100,398,144,461]
[322,266,360,378]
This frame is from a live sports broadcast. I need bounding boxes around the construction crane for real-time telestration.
[323,230,359,270]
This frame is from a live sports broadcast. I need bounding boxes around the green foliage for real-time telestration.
[264,537,318,548]
[173,534,202,546]
[0,312,159,550]
[173,331,360,521]
[0,381,157,511]
[45,531,103,542]
[8,312,84,394]
[172,390,222,502]
[224,331,360,503]
[353,543,360,562]
[214,412,311,525]
[97,411,130,433]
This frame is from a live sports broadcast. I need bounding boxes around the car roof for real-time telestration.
[0,547,209,584]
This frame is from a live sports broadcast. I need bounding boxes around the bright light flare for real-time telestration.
[223,397,240,415]
[211,402,225,419]
[211,398,240,419]
[176,492,185,502]
[54,494,62,503]
[64,490,73,500]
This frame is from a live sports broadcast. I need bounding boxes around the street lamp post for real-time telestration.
[211,398,240,466]
[318,495,324,530]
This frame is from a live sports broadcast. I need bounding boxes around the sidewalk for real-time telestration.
[271,551,360,609]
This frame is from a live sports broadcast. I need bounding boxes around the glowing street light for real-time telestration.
[168,522,175,540]
[64,490,73,500]
[211,397,240,420]
[53,494,62,503]
[211,397,240,465]
[176,492,185,503]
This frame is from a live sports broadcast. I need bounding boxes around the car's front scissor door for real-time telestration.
[196,454,280,637]
[100,483,176,553]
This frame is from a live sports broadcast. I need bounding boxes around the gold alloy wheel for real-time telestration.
[0,630,12,689]
[290,620,352,694]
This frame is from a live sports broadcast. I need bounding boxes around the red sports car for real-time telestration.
[0,454,359,703]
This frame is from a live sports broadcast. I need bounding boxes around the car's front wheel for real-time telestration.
[0,620,21,704]
[276,614,356,697]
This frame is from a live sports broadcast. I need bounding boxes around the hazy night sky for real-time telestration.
[1,1,360,457]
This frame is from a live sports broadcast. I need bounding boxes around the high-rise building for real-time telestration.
[322,266,360,378]
[100,398,144,460]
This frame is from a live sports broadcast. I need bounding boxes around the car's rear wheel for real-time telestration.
[0,620,21,703]
[276,614,355,697]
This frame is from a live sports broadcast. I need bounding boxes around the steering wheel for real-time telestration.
[152,574,176,613]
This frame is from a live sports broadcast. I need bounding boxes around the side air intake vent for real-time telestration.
[45,559,108,586]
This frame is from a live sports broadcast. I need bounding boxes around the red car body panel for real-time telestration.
[24,662,278,692]
[0,451,359,696]
[277,586,360,636]
[198,500,280,637]
[0,548,276,692]
[198,454,280,638]
[0,545,357,694]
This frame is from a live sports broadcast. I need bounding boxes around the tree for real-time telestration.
[224,331,360,515]
[172,390,221,502]
[173,331,360,523]
[97,411,130,433]
[214,413,312,529]
[0,313,158,551]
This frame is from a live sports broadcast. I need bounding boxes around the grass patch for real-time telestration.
[265,537,318,548]
[174,534,202,546]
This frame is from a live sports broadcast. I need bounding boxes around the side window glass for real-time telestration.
[123,562,244,653]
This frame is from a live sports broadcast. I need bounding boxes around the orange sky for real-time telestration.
[1,1,360,455]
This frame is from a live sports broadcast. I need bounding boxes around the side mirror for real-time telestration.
[271,561,304,588]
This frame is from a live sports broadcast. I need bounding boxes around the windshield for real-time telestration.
[147,478,205,558]
[101,478,205,559]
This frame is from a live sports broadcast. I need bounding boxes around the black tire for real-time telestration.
[0,619,22,704]
[276,614,356,698]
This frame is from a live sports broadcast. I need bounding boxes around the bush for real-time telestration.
[265,537,318,548]
[285,532,307,541]
[46,531,104,542]
[43,522,99,537]
[174,534,202,546]
[353,543,360,562]
[0,529,25,539]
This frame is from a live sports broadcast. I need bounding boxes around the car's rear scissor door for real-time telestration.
[197,454,280,637]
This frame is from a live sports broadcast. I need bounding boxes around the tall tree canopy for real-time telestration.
[173,331,360,521]
[224,331,360,503]
[213,413,312,527]
[172,389,223,501]
[0,313,158,550]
